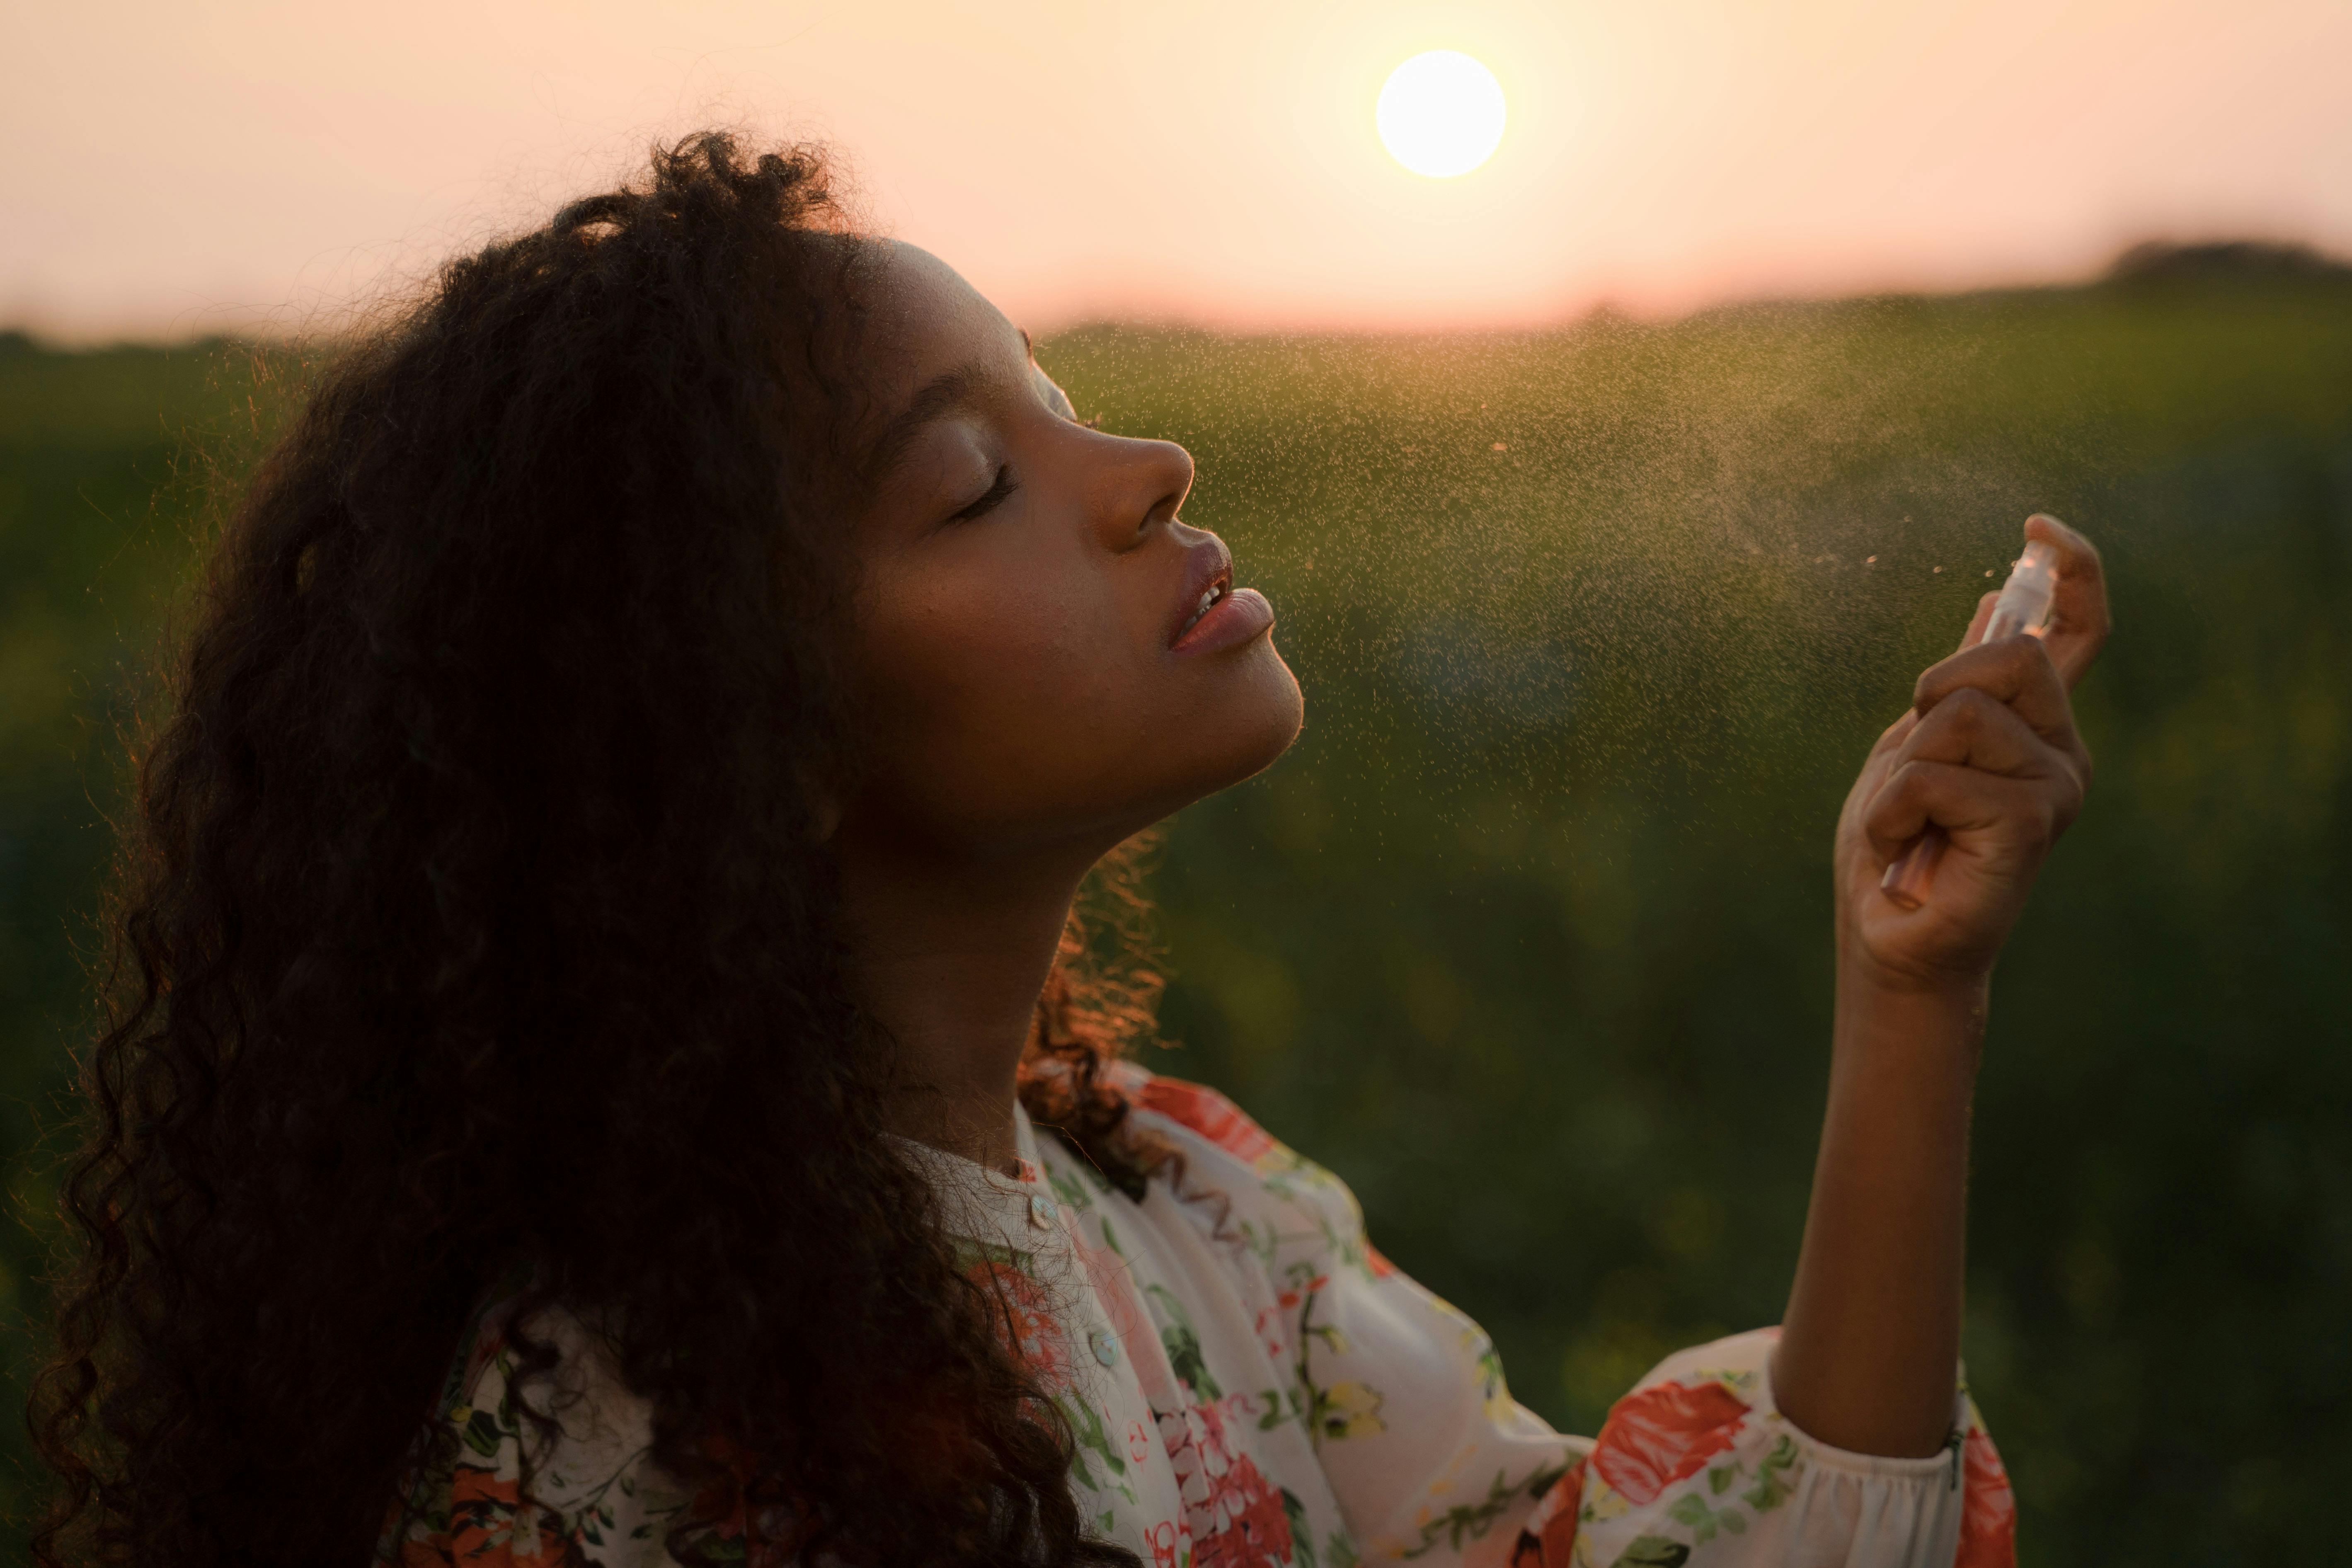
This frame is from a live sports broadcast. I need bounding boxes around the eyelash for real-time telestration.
[949,465,1018,523]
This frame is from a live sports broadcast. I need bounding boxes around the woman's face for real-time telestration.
[843,243,1303,858]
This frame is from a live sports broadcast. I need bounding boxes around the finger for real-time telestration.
[1844,709,1921,819]
[1870,708,1921,757]
[2021,513,2110,688]
[1958,591,1998,653]
[1861,760,2055,867]
[1913,630,2077,741]
[1894,686,2063,780]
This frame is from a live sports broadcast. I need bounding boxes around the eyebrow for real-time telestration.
[866,362,988,479]
[870,344,1053,481]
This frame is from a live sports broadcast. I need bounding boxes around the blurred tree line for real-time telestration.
[1,260,2347,1561]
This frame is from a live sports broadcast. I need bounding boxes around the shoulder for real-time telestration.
[1116,1066,1283,1166]
[1108,1061,1306,1183]
[1108,1064,1397,1275]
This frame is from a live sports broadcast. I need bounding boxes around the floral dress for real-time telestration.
[383,1067,2016,1568]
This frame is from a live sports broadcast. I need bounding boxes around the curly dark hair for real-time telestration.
[29,132,1165,1568]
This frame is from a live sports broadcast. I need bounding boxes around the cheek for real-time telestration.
[859,550,1141,775]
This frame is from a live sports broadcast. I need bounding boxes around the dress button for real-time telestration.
[1089,1328,1120,1368]
[1028,1193,1056,1229]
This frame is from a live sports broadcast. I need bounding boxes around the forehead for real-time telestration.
[863,242,1022,401]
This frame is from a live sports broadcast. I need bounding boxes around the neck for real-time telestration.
[834,821,1100,1176]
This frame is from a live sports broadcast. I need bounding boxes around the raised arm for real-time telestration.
[1773,514,2110,1456]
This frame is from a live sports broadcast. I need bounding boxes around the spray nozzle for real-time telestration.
[1981,540,2059,644]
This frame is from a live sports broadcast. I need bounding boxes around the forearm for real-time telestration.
[1772,966,1985,1457]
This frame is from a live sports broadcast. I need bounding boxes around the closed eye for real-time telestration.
[947,465,1018,524]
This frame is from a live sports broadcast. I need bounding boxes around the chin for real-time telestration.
[879,643,1306,859]
[1178,640,1305,800]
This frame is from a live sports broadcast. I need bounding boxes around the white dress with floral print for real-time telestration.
[385,1069,2016,1568]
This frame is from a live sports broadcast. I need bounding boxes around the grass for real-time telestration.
[2,276,2347,1562]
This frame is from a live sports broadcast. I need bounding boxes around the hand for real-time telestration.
[1834,514,2111,994]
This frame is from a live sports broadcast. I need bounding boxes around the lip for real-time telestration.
[1168,534,1274,657]
[1173,586,1274,657]
[1167,536,1234,648]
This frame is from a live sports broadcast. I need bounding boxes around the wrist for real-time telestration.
[1837,929,1993,1005]
[1833,957,1990,1067]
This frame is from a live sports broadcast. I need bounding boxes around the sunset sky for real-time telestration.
[6,0,2350,339]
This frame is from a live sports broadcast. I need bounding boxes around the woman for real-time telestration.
[33,134,2103,1568]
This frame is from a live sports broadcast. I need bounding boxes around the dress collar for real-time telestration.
[887,1105,1066,1250]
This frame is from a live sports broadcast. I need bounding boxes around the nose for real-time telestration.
[1089,436,1194,553]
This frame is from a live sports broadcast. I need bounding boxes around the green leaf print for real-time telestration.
[1707,1463,1736,1495]
[1282,1489,1316,1568]
[952,1236,1035,1273]
[1665,1493,1745,1544]
[461,1407,504,1459]
[1289,1276,1384,1445]
[1741,1433,1799,1513]
[1143,1282,1223,1399]
[1047,1163,1095,1212]
[1473,1344,1507,1404]
[1398,1468,1531,1558]
[1304,1322,1349,1356]
[1608,1537,1693,1568]
[1056,1394,1139,1504]
[1325,1531,1361,1568]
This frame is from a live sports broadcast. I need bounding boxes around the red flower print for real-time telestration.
[1590,1380,1749,1505]
[1274,1274,1328,1314]
[1956,1426,2017,1568]
[1254,1304,1288,1360]
[1138,1078,1277,1166]
[1192,1450,1294,1568]
[1075,1232,1176,1408]
[1129,1419,1155,1463]
[970,1260,1071,1385]
[1160,1397,1294,1568]
[1193,1393,1232,1454]
[1362,1242,1398,1280]
[437,1464,571,1565]
[1509,1457,1586,1568]
[676,1433,813,1568]
[1145,1519,1184,1568]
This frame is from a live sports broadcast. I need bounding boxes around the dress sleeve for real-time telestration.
[1122,1073,2018,1568]
[1511,1333,2017,1568]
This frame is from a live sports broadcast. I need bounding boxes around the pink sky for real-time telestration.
[5,0,2350,340]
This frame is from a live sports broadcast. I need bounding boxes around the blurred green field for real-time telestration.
[3,273,2348,1563]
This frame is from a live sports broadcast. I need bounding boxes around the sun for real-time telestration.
[1376,51,1508,179]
